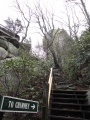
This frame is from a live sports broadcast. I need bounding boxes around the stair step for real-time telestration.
[48,115,89,120]
[49,108,83,118]
[53,77,62,79]
[84,111,90,119]
[51,97,87,100]
[53,73,61,76]
[50,102,90,111]
[55,86,76,90]
[49,108,90,119]
[52,90,87,95]
[81,104,90,111]
[51,93,87,98]
[48,69,90,119]
[57,82,72,85]
[51,97,88,104]
[53,68,60,71]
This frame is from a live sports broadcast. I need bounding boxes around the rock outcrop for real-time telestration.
[43,29,73,67]
[0,25,21,96]
[0,24,20,60]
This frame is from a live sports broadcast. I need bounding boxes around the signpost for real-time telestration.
[0,96,39,113]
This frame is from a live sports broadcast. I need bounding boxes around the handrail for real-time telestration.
[42,67,53,120]
[45,68,53,120]
[47,68,53,108]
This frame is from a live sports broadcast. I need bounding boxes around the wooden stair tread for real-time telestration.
[48,115,89,120]
[48,69,90,120]
[49,108,90,113]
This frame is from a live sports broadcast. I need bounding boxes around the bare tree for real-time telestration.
[14,0,33,42]
[33,2,60,68]
[80,0,90,27]
[55,3,81,40]
[65,4,80,40]
[66,0,90,28]
[4,17,23,34]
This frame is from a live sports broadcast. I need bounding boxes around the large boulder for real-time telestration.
[0,47,8,59]
[0,25,20,49]
[0,37,19,58]
[43,29,73,67]
[0,37,8,50]
[0,57,20,95]
[7,37,20,48]
[5,42,19,56]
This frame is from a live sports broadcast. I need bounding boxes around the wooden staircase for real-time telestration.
[42,68,90,120]
[49,90,90,120]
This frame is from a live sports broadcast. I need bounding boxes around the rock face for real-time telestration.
[0,25,31,98]
[0,25,20,60]
[0,25,21,96]
[0,25,23,98]
[0,47,8,59]
[43,29,73,67]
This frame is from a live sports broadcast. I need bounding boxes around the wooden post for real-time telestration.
[42,68,53,120]
[46,84,49,120]
[0,112,4,120]
[42,106,46,120]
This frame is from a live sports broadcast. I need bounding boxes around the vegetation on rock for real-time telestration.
[0,51,50,120]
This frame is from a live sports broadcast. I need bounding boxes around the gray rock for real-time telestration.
[0,25,20,48]
[7,37,20,48]
[0,38,8,50]
[8,53,15,58]
[0,47,8,59]
[20,42,31,52]
[0,56,20,63]
[5,42,19,56]
[0,57,20,95]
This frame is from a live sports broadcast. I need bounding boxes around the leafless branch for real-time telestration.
[15,0,32,42]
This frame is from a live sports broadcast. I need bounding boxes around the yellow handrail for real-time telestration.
[42,68,53,120]
[47,68,53,108]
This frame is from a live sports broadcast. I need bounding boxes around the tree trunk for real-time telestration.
[50,49,59,68]
[80,0,90,27]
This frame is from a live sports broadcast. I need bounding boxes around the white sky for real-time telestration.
[0,0,90,56]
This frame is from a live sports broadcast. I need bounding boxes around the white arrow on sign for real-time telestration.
[31,104,35,109]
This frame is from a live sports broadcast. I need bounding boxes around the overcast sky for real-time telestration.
[0,0,90,56]
[0,0,90,23]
